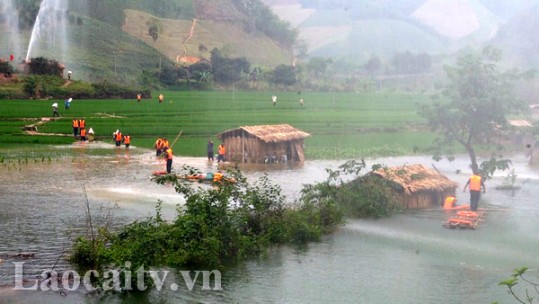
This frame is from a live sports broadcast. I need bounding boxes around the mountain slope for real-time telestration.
[122,9,293,68]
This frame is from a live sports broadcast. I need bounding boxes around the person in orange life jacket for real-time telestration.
[161,138,169,149]
[78,119,85,130]
[163,146,173,173]
[123,134,131,148]
[217,143,226,163]
[114,130,123,147]
[72,119,79,137]
[463,170,486,211]
[442,196,457,209]
[80,128,87,141]
[213,170,223,182]
[154,138,163,156]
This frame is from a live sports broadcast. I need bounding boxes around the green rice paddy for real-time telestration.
[0,91,436,159]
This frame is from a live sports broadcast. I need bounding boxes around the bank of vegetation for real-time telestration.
[69,160,400,292]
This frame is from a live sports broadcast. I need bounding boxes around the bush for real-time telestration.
[0,61,14,74]
[300,160,402,219]
[27,57,63,76]
[70,167,344,292]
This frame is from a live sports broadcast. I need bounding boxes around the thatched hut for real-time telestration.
[216,124,310,163]
[372,164,458,209]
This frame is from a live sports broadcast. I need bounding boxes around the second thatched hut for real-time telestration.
[372,164,459,209]
[216,124,310,163]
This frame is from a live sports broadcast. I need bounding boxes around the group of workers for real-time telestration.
[443,171,486,211]
[154,137,173,173]
[112,130,132,148]
[206,139,226,163]
[72,118,94,141]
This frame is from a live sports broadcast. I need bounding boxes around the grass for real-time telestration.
[0,90,436,159]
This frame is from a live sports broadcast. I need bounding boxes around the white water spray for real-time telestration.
[0,0,21,61]
[25,0,68,63]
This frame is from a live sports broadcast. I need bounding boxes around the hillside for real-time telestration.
[122,9,293,68]
[0,0,294,86]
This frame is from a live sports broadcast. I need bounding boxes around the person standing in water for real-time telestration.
[207,139,214,162]
[164,146,173,173]
[463,170,486,211]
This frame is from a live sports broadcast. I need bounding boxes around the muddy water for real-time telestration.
[0,144,538,303]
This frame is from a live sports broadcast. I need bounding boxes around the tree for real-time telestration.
[271,64,297,87]
[306,57,331,78]
[147,18,163,42]
[210,48,250,84]
[420,47,529,176]
[364,54,381,78]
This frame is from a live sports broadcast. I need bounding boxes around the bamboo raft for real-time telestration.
[443,210,484,230]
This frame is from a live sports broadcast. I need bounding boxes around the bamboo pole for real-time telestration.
[170,130,183,148]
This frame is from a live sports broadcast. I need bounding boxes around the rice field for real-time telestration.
[0,90,437,159]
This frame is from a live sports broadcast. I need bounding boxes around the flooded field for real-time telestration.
[0,142,538,303]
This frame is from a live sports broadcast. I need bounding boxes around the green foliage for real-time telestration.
[0,61,14,74]
[147,18,163,42]
[479,156,512,180]
[232,0,297,47]
[70,167,344,291]
[27,57,64,76]
[271,64,297,87]
[497,267,539,304]
[419,46,528,174]
[210,48,251,84]
[300,160,402,219]
[158,66,180,86]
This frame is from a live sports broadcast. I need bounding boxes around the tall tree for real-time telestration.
[420,47,530,177]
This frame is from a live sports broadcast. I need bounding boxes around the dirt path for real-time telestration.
[182,18,197,55]
[22,113,125,136]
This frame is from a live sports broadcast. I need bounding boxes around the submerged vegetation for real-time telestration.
[69,161,401,292]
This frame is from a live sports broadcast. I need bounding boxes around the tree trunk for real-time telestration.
[465,143,479,173]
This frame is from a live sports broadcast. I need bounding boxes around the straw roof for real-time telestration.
[372,164,458,195]
[218,124,310,143]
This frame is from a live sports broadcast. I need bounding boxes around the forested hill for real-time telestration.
[6,0,297,85]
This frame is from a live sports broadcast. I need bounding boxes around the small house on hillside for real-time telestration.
[372,164,458,209]
[217,124,310,163]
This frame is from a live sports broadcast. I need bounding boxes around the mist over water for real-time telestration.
[26,0,69,63]
[0,0,21,60]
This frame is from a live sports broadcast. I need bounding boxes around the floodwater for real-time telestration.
[0,142,538,303]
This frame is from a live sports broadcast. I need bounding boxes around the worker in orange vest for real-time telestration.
[114,130,123,147]
[161,138,169,149]
[123,134,131,148]
[80,128,87,141]
[217,143,226,163]
[164,146,173,173]
[213,171,223,182]
[154,138,163,156]
[78,118,86,130]
[463,171,486,211]
[72,119,79,137]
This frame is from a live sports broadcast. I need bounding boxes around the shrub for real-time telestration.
[70,167,344,292]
